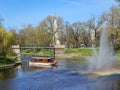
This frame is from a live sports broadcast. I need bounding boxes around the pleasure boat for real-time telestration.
[29,57,57,66]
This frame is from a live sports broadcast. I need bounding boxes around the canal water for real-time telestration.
[0,56,120,90]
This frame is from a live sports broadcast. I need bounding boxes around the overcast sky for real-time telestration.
[0,0,117,29]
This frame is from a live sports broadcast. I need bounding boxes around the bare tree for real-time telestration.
[39,15,64,46]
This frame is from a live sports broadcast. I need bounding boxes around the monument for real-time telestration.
[53,15,65,55]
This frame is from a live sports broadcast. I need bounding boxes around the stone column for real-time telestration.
[12,45,21,62]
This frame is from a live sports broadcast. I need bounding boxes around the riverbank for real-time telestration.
[64,48,93,57]
[0,62,21,69]
[21,48,120,58]
[57,48,120,59]
[0,56,21,69]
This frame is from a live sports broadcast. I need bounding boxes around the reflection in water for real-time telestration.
[0,69,16,80]
[1,69,120,90]
[0,56,120,90]
[86,79,120,90]
[64,74,120,90]
[58,58,88,69]
[30,65,57,70]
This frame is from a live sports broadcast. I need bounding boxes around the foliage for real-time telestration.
[0,26,14,56]
[3,4,120,51]
[0,56,15,65]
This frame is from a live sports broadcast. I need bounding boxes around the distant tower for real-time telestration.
[53,13,60,45]
[53,12,65,56]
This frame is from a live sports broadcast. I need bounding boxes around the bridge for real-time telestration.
[12,45,65,62]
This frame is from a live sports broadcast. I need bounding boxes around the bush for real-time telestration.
[0,56,15,65]
[114,44,120,51]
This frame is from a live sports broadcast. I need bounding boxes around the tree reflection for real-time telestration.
[0,69,16,80]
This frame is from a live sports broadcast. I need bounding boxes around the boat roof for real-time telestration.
[31,57,53,59]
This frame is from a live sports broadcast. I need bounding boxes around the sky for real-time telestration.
[0,0,117,29]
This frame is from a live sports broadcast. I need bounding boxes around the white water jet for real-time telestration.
[88,28,114,71]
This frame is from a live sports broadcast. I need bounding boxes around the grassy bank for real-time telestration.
[22,49,54,57]
[65,48,93,56]
[21,48,120,58]
[64,48,95,58]
[0,56,15,66]
[116,50,120,57]
[64,48,120,58]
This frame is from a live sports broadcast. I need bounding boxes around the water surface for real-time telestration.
[0,56,120,90]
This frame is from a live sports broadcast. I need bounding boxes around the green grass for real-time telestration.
[65,48,94,56]
[116,50,120,57]
[22,49,54,57]
[65,48,120,57]
[0,56,15,65]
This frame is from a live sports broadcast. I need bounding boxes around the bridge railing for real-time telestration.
[12,45,65,59]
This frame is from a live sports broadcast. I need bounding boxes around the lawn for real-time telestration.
[64,48,119,58]
[21,49,54,57]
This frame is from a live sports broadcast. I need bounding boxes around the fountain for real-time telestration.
[1,26,120,90]
[88,27,120,76]
[89,27,114,70]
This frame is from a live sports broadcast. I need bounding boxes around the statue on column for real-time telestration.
[53,14,60,45]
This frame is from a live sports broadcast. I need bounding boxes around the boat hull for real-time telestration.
[29,57,57,66]
[29,61,57,66]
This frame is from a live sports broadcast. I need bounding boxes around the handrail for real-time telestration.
[12,46,55,49]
